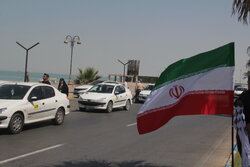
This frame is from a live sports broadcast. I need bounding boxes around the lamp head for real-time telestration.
[77,41,81,44]
[64,40,68,44]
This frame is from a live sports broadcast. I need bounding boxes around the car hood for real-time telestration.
[140,90,151,95]
[0,99,23,108]
[79,92,112,100]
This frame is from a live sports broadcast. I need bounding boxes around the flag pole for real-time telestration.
[232,112,234,167]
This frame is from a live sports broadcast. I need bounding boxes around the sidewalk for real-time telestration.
[225,145,240,167]
[194,125,232,167]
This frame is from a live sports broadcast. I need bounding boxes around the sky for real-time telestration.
[0,0,249,83]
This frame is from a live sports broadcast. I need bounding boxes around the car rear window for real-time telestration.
[145,85,154,90]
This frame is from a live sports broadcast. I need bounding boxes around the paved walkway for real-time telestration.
[196,126,232,167]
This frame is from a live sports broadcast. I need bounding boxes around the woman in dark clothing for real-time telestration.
[58,78,69,97]
[235,76,250,157]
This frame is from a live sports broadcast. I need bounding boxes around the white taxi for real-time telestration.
[0,82,70,134]
[78,83,132,112]
[74,80,119,97]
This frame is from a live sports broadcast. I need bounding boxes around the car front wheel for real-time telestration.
[8,113,24,134]
[106,101,113,113]
[53,108,65,125]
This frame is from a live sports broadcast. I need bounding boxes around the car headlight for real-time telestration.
[0,108,7,114]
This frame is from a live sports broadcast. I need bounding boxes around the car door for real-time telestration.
[114,85,127,107]
[40,86,57,119]
[26,86,46,121]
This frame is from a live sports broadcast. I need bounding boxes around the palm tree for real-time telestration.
[232,0,250,24]
[232,1,250,81]
[75,67,101,84]
[243,71,250,78]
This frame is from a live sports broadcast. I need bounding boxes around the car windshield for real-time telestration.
[104,81,118,84]
[236,87,247,91]
[88,84,114,93]
[0,84,31,99]
[89,80,104,85]
[145,85,154,90]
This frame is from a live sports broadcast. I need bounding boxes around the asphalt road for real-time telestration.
[0,100,232,167]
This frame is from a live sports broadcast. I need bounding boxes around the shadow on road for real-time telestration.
[72,109,105,113]
[43,160,174,167]
[73,108,127,113]
[0,120,55,135]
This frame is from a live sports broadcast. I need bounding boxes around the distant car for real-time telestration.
[74,80,119,97]
[0,82,70,134]
[78,83,132,112]
[137,84,155,103]
[234,87,247,97]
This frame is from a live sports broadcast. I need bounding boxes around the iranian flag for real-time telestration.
[137,43,235,134]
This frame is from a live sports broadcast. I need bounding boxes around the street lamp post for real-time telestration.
[117,59,129,83]
[64,35,81,84]
[16,41,39,82]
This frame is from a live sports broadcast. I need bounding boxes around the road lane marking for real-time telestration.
[127,123,137,127]
[0,144,65,165]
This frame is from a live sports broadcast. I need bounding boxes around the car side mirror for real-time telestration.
[114,91,119,95]
[30,96,38,101]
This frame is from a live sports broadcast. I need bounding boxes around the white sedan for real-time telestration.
[78,83,132,112]
[74,80,119,97]
[0,82,70,134]
[234,87,247,97]
[137,84,155,103]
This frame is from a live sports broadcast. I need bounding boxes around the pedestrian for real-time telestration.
[25,72,30,82]
[132,80,144,102]
[124,78,128,88]
[42,73,51,85]
[58,78,69,97]
[235,76,250,157]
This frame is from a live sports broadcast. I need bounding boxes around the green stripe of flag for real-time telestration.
[155,42,235,88]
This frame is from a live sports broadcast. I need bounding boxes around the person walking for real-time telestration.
[124,78,128,88]
[58,78,69,97]
[42,73,51,85]
[132,80,144,102]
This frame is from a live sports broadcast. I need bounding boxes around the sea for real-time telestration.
[0,70,70,83]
